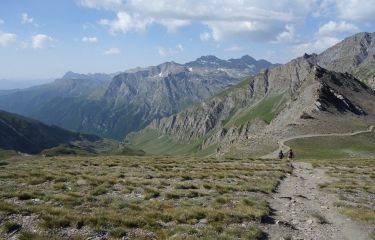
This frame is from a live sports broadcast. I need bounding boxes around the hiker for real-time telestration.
[287,149,294,160]
[278,150,284,160]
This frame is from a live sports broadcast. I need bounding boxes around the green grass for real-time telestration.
[306,158,374,223]
[0,155,291,239]
[42,139,145,157]
[0,149,17,159]
[287,130,375,159]
[127,128,207,155]
[225,94,286,126]
[213,76,254,99]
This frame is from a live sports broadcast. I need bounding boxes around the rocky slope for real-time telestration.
[128,32,375,156]
[0,110,100,154]
[316,32,375,89]
[0,56,276,139]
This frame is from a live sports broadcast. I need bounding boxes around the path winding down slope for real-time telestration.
[263,162,372,240]
[261,125,374,159]
[260,126,374,239]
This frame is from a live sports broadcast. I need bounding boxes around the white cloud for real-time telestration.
[21,13,34,24]
[160,19,190,32]
[317,21,359,36]
[0,31,17,47]
[104,47,120,55]
[99,11,152,34]
[275,24,296,43]
[81,0,317,42]
[316,0,375,22]
[200,32,211,42]
[334,0,375,22]
[293,36,340,56]
[292,19,360,57]
[158,44,184,57]
[82,36,98,43]
[0,19,4,24]
[31,34,53,49]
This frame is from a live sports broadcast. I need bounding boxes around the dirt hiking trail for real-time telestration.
[262,162,372,240]
[259,126,374,239]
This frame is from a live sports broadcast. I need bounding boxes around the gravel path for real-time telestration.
[261,162,372,240]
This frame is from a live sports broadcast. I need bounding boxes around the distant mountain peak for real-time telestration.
[62,71,82,79]
[61,71,113,81]
[197,55,221,61]
[186,54,276,70]
[240,55,256,62]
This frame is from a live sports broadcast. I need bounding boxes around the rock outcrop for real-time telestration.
[317,32,375,89]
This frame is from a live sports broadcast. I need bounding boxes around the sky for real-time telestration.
[0,0,374,81]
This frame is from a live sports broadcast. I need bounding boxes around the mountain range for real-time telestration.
[127,32,375,156]
[0,32,374,157]
[0,55,276,139]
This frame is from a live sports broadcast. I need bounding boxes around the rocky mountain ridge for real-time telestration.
[0,55,276,139]
[316,32,375,89]
[128,32,375,156]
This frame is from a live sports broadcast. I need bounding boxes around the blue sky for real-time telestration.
[0,0,374,80]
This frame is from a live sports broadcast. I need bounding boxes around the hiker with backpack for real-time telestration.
[278,150,284,160]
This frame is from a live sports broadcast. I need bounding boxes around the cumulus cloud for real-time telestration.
[21,13,34,24]
[160,19,190,32]
[158,44,184,57]
[31,34,53,49]
[293,36,340,56]
[0,31,17,47]
[103,47,120,55]
[331,0,375,22]
[293,17,360,56]
[317,21,359,36]
[99,11,152,34]
[275,24,296,43]
[293,19,360,57]
[82,36,98,43]
[81,0,318,42]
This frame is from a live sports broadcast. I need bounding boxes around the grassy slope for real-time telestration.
[42,139,145,157]
[0,149,17,159]
[286,130,375,159]
[128,129,206,155]
[305,158,374,223]
[0,155,291,239]
[224,94,286,127]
